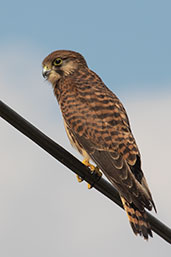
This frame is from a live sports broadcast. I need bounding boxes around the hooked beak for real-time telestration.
[42,66,51,79]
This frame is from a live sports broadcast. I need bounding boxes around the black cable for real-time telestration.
[0,100,171,244]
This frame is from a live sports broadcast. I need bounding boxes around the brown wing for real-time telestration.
[59,69,156,212]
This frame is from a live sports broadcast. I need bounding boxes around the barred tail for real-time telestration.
[121,197,152,240]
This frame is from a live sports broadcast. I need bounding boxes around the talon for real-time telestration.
[76,174,83,183]
[88,183,92,189]
[82,159,102,189]
[93,166,102,177]
[82,159,91,167]
[82,159,99,172]
[75,159,102,188]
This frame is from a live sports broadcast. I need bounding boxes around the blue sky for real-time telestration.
[1,1,171,256]
[1,0,171,93]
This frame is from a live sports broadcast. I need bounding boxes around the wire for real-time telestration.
[0,100,171,244]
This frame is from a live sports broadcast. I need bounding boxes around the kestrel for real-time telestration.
[42,50,156,240]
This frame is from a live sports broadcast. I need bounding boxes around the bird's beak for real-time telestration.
[42,66,51,79]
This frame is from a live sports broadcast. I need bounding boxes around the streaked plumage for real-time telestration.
[42,50,156,240]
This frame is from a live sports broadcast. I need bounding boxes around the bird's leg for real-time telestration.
[82,159,102,189]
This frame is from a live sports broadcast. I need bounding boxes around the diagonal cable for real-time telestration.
[0,100,171,244]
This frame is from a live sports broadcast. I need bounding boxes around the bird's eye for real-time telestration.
[53,58,63,66]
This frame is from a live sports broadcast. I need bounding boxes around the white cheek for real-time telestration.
[48,71,61,86]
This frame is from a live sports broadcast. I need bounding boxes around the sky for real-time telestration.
[0,0,171,256]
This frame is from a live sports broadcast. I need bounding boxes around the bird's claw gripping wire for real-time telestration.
[76,159,102,189]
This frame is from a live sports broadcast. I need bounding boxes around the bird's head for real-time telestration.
[42,50,88,86]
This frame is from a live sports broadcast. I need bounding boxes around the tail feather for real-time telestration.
[121,197,152,240]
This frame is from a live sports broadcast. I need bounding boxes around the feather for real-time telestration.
[42,50,157,239]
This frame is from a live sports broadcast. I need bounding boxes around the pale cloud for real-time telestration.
[1,46,171,257]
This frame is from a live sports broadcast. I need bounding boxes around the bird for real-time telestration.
[42,50,156,240]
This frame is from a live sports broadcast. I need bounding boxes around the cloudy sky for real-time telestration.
[1,0,171,256]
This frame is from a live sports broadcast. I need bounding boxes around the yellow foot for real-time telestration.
[82,159,102,189]
[87,183,93,189]
[76,174,83,183]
